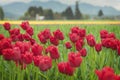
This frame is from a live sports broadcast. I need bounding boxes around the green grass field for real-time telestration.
[0,24,120,80]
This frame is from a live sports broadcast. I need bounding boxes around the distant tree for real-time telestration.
[98,9,104,17]
[44,9,54,20]
[28,6,38,18]
[0,6,4,20]
[62,6,74,19]
[38,6,43,15]
[75,1,82,19]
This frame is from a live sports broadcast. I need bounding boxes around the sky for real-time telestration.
[0,0,120,10]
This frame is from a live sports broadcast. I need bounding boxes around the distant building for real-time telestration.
[36,14,45,20]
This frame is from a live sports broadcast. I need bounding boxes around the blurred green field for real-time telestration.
[0,24,120,80]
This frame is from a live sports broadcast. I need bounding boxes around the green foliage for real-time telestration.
[0,6,4,20]
[98,9,104,17]
[62,6,74,19]
[44,9,54,20]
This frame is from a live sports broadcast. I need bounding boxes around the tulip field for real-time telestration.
[0,21,120,80]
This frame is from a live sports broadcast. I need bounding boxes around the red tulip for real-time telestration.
[75,39,84,51]
[86,34,96,47]
[32,43,43,56]
[20,21,29,30]
[50,36,59,46]
[23,33,31,41]
[71,27,79,34]
[39,56,52,71]
[21,52,33,64]
[53,29,64,40]
[69,33,79,43]
[95,43,102,52]
[107,32,116,39]
[2,48,14,61]
[17,34,24,41]
[58,62,75,76]
[9,28,20,35]
[42,29,51,39]
[100,30,108,39]
[12,47,21,61]
[79,48,87,57]
[26,27,34,36]
[65,42,72,49]
[95,66,116,80]
[3,22,11,30]
[0,34,4,40]
[38,33,47,44]
[68,52,82,67]
[49,46,60,59]
[33,56,41,67]
[78,28,86,38]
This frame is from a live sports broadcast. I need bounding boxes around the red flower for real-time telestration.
[26,27,34,36]
[117,45,120,55]
[68,52,82,67]
[3,22,11,30]
[32,43,43,56]
[0,34,4,40]
[2,48,14,61]
[65,42,72,49]
[71,27,79,34]
[75,39,84,51]
[50,36,59,46]
[79,48,87,57]
[33,56,41,67]
[38,33,47,44]
[100,30,108,39]
[29,38,36,45]
[86,34,96,47]
[69,33,79,43]
[9,28,20,35]
[39,56,52,71]
[42,29,51,39]
[107,32,116,39]
[17,34,24,41]
[78,28,86,38]
[23,33,31,41]
[53,29,64,40]
[12,47,21,61]
[95,66,116,80]
[20,21,29,30]
[49,46,60,59]
[58,62,75,76]
[95,43,102,52]
[21,52,33,64]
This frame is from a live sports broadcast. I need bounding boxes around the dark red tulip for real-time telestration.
[42,29,51,39]
[100,30,108,39]
[107,32,116,39]
[3,22,11,30]
[95,66,116,80]
[39,56,52,71]
[0,34,4,40]
[68,52,82,67]
[50,36,59,46]
[71,27,79,34]
[2,48,14,61]
[49,46,60,59]
[65,42,72,49]
[95,43,102,52]
[38,33,47,44]
[79,48,87,57]
[32,43,43,56]
[33,56,41,67]
[20,21,29,30]
[26,27,34,36]
[86,34,96,47]
[75,39,84,51]
[69,33,79,43]
[53,29,64,40]
[17,34,24,41]
[58,62,75,76]
[21,52,33,64]
[78,28,86,38]
[12,47,21,61]
[9,28,20,35]
[23,33,31,41]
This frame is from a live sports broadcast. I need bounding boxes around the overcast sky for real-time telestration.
[0,0,120,10]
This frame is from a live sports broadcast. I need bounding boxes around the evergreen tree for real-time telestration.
[75,1,82,19]
[62,6,74,19]
[0,6,4,20]
[98,9,104,17]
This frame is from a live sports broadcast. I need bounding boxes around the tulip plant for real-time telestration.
[0,21,120,80]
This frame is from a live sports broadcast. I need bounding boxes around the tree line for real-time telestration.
[0,1,104,20]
